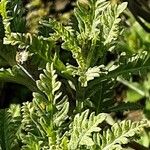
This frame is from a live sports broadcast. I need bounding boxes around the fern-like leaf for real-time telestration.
[21,63,69,149]
[102,2,127,47]
[0,0,11,35]
[68,109,112,149]
[89,51,150,89]
[93,119,149,150]
[42,0,127,87]
[0,104,21,150]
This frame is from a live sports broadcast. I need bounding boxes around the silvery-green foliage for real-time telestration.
[20,63,69,149]
[68,110,149,150]
[0,0,150,149]
[0,6,67,82]
[0,0,11,35]
[92,120,149,150]
[68,110,113,149]
[0,104,21,150]
[42,0,127,87]
[19,63,149,150]
[102,2,127,46]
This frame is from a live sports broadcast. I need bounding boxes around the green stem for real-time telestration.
[117,77,145,96]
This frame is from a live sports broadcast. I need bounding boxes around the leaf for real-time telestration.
[126,89,144,103]
[69,110,110,149]
[21,63,69,149]
[102,2,127,46]
[89,51,150,89]
[0,104,21,150]
[0,66,38,92]
[93,119,150,150]
[79,65,107,87]
[117,2,128,15]
[0,0,11,34]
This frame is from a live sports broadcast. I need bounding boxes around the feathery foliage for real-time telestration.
[68,110,114,149]
[20,63,69,149]
[0,0,150,149]
[0,104,21,150]
[42,0,127,87]
[93,119,149,150]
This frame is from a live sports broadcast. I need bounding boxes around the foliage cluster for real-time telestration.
[0,0,150,149]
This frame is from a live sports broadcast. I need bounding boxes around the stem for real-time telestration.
[76,83,86,113]
[117,76,145,96]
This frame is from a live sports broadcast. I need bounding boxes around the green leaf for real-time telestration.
[102,2,127,46]
[126,89,144,102]
[93,119,149,150]
[117,2,128,15]
[0,66,38,92]
[0,104,21,150]
[21,63,69,149]
[69,110,110,149]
